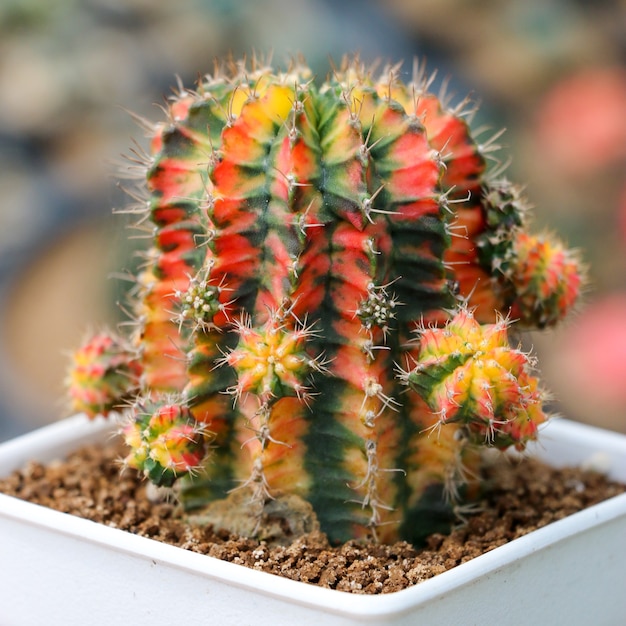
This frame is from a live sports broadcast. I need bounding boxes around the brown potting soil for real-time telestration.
[1,440,623,595]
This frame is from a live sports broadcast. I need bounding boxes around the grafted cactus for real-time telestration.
[67,57,583,545]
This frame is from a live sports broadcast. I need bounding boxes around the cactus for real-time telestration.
[67,331,141,419]
[402,307,545,451]
[122,400,208,487]
[67,57,583,545]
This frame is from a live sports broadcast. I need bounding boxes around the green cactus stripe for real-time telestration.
[185,83,318,503]
[378,84,486,199]
[302,239,396,539]
[289,89,407,539]
[363,101,452,323]
[313,90,368,229]
[275,85,388,537]
[302,378,373,535]
[185,83,305,409]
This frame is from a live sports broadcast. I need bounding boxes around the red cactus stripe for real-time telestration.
[139,98,220,391]
[363,99,450,326]
[210,84,297,324]
[375,74,505,321]
[381,82,486,198]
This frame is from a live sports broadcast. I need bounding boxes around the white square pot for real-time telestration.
[1,416,625,626]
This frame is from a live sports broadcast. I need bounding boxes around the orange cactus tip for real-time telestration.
[404,308,548,449]
[123,401,208,487]
[509,232,583,327]
[66,331,142,419]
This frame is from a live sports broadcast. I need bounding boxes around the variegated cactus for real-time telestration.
[68,57,583,545]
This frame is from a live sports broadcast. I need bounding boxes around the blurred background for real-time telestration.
[1,0,625,441]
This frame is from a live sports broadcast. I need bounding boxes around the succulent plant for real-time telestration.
[67,56,583,545]
[66,331,142,419]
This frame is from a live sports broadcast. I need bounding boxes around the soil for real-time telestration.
[1,440,624,595]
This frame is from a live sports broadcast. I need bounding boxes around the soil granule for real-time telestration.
[1,440,623,595]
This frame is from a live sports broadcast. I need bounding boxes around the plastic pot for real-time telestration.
[0,415,624,625]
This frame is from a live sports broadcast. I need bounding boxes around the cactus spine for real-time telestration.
[68,57,583,545]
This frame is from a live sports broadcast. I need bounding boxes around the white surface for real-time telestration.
[1,415,625,626]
